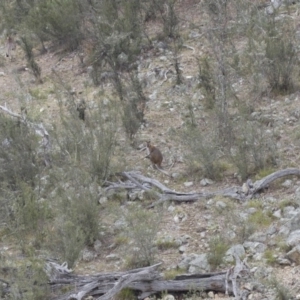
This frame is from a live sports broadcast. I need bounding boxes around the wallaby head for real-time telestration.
[146,141,163,168]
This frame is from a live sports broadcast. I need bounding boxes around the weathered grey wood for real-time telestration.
[49,263,162,300]
[45,252,260,300]
[128,275,232,299]
[116,169,300,207]
[96,265,161,300]
[47,261,238,300]
[125,171,176,194]
[121,172,152,191]
[251,168,300,195]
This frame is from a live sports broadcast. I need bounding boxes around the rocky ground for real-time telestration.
[2,1,300,299]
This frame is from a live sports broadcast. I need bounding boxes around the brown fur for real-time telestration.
[146,141,163,168]
[5,36,16,58]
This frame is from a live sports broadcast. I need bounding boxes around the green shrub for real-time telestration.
[0,114,40,189]
[156,238,178,250]
[54,172,100,247]
[163,268,186,280]
[197,56,216,110]
[116,288,136,300]
[207,235,229,270]
[53,95,119,183]
[19,35,42,83]
[264,23,297,94]
[56,220,85,268]
[182,127,224,181]
[0,257,50,300]
[264,249,276,265]
[13,182,49,233]
[270,278,293,300]
[231,120,277,180]
[279,199,299,211]
[27,0,83,50]
[248,210,273,227]
[122,73,147,141]
[124,207,161,268]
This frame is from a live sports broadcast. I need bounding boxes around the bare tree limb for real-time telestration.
[44,259,256,300]
[108,169,300,207]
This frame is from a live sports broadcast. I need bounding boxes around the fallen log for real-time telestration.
[47,256,251,300]
[108,169,300,207]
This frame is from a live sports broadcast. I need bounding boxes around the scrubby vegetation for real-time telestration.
[0,0,299,299]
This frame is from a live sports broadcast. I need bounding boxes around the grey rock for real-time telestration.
[184,181,193,187]
[216,201,227,209]
[266,225,277,236]
[106,254,120,261]
[273,209,282,219]
[276,257,292,265]
[82,249,96,262]
[242,182,249,194]
[247,207,257,214]
[99,196,108,205]
[167,205,175,212]
[114,218,127,230]
[283,206,297,218]
[295,186,300,200]
[149,90,157,100]
[171,172,181,179]
[206,199,214,206]
[252,253,264,261]
[177,253,198,270]
[248,232,267,243]
[189,31,201,38]
[177,235,191,245]
[174,211,187,223]
[179,245,187,253]
[243,241,267,254]
[227,244,245,257]
[117,52,128,64]
[286,245,300,265]
[287,230,300,247]
[291,212,300,231]
[252,266,273,279]
[137,190,146,200]
[157,41,168,50]
[278,223,291,236]
[93,240,102,253]
[281,179,292,188]
[200,178,214,186]
[224,244,245,263]
[188,254,211,273]
[128,191,139,201]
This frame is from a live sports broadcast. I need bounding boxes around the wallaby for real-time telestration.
[145,141,172,177]
[5,35,16,59]
[77,99,86,121]
[146,141,163,169]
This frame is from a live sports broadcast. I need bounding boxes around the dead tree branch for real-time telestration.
[46,255,255,300]
[107,169,300,207]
